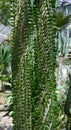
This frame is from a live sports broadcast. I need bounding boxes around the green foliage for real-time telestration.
[56,12,71,29]
[4,93,13,116]
[0,74,8,82]
[5,94,12,106]
[56,84,68,105]
[0,44,11,89]
[0,44,11,74]
[0,0,10,25]
[11,0,59,130]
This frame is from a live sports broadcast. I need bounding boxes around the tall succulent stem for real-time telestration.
[11,0,58,130]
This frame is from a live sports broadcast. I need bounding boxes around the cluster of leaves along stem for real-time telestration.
[11,0,59,130]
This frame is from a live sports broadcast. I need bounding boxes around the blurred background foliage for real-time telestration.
[0,0,10,25]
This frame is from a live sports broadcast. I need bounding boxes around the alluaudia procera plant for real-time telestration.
[11,0,59,130]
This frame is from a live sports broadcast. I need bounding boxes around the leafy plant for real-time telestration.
[0,44,11,74]
[11,0,59,130]
[4,93,13,117]
[56,12,71,29]
[0,44,12,90]
[0,0,10,25]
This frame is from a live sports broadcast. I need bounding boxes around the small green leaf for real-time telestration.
[9,111,13,116]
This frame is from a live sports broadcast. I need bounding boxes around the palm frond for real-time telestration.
[56,12,71,28]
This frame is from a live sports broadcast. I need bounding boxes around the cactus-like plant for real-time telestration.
[11,0,59,130]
